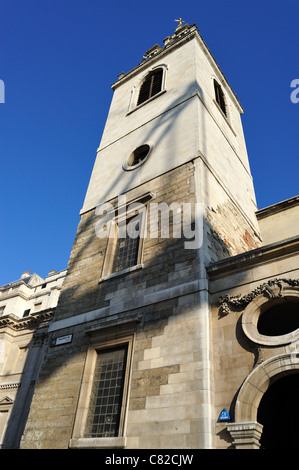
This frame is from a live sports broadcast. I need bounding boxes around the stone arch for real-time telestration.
[235,353,299,422]
[227,354,299,448]
[128,64,168,112]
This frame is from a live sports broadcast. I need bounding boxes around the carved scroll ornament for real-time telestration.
[219,278,299,317]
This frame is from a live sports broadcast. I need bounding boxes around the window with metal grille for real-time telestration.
[214,80,227,116]
[137,68,163,106]
[84,345,128,438]
[112,214,141,274]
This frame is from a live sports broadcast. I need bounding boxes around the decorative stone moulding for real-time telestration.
[218,278,299,347]
[226,421,263,449]
[0,309,54,331]
[0,383,21,391]
[219,278,299,316]
[233,353,299,423]
[0,396,14,411]
[227,352,299,449]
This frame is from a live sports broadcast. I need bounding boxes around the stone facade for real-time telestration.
[21,161,213,449]
[0,269,66,448]
[0,269,66,320]
[209,231,299,448]
[7,23,299,449]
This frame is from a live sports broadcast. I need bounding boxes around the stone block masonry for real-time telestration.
[21,292,212,449]
[19,23,298,451]
[20,162,210,449]
[53,162,198,322]
[20,158,262,449]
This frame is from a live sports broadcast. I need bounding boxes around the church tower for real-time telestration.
[20,22,262,449]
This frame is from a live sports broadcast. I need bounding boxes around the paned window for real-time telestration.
[137,68,163,106]
[84,345,128,438]
[111,214,141,274]
[100,195,151,280]
[70,333,135,448]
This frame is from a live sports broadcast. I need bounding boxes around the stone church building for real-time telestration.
[1,22,299,449]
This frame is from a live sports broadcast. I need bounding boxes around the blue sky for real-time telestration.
[0,0,298,285]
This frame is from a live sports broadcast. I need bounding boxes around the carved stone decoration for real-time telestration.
[219,278,299,317]
[0,396,14,411]
[0,383,21,391]
[32,332,48,347]
[0,309,54,331]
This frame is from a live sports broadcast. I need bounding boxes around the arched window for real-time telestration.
[214,79,227,116]
[137,68,163,106]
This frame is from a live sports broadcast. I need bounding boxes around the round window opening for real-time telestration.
[124,144,151,170]
[257,301,299,337]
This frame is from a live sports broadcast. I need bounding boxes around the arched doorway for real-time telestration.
[257,373,299,449]
[227,354,299,449]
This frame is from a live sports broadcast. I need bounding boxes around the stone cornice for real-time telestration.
[49,279,208,333]
[0,290,30,302]
[111,24,199,90]
[207,236,299,278]
[0,308,54,331]
[0,382,21,390]
[256,195,299,219]
[111,23,242,112]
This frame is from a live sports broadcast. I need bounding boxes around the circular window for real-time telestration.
[123,144,151,171]
[242,295,299,346]
[257,301,299,336]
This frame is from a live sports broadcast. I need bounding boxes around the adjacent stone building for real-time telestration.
[210,195,299,449]
[5,22,298,449]
[0,269,66,448]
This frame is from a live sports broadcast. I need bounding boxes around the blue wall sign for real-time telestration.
[218,408,231,421]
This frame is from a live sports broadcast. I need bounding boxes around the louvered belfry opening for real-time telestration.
[214,80,227,116]
[137,68,163,106]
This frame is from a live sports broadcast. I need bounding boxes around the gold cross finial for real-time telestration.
[174,18,184,27]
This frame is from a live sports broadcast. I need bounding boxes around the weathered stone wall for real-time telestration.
[209,243,299,449]
[20,157,265,449]
[21,162,205,449]
[257,196,299,246]
[17,23,298,450]
[21,293,207,449]
[127,293,209,449]
[207,198,260,261]
[0,323,52,449]
[54,162,197,322]
[20,328,86,449]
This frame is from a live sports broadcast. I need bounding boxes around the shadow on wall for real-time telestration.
[2,81,256,449]
[4,206,253,449]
